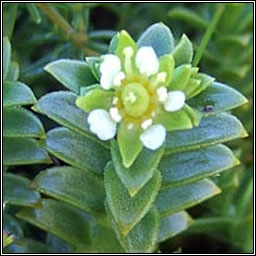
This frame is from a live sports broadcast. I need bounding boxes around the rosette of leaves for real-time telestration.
[3,37,51,252]
[16,23,248,253]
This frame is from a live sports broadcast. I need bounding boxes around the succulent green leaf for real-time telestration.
[137,23,175,57]
[86,57,101,80]
[115,30,137,70]
[3,137,51,165]
[76,86,114,112]
[3,232,14,249]
[104,162,161,236]
[165,113,248,155]
[32,166,105,215]
[117,123,143,168]
[4,238,54,254]
[6,61,20,81]
[107,204,160,253]
[156,179,221,217]
[157,53,175,86]
[3,107,45,138]
[3,37,11,80]
[109,33,119,53]
[111,140,164,196]
[3,4,18,38]
[188,81,249,115]
[154,104,200,132]
[26,3,41,24]
[44,127,110,176]
[44,59,97,94]
[33,91,108,148]
[159,211,193,242]
[186,73,215,99]
[160,144,240,188]
[16,199,92,248]
[3,213,24,241]
[3,173,41,207]
[172,34,193,66]
[3,81,36,107]
[168,64,191,90]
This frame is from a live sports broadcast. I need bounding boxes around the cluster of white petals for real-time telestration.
[88,46,186,150]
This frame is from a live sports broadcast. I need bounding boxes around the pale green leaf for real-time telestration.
[111,140,164,196]
[16,199,92,248]
[107,204,160,253]
[3,137,51,165]
[165,113,248,155]
[104,162,161,236]
[3,173,41,207]
[188,81,248,115]
[172,34,193,66]
[137,23,175,57]
[44,59,97,94]
[32,166,105,215]
[3,36,11,80]
[44,127,110,176]
[156,179,221,217]
[159,211,193,242]
[3,81,36,107]
[160,144,240,188]
[6,61,20,81]
[3,107,45,138]
[33,91,108,148]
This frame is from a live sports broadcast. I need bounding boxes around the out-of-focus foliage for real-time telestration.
[2,3,253,254]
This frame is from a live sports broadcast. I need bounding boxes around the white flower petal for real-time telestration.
[88,109,117,140]
[100,54,121,75]
[164,91,186,112]
[141,119,153,130]
[140,124,166,150]
[100,73,114,90]
[109,107,122,123]
[113,71,126,86]
[157,87,168,102]
[135,46,159,76]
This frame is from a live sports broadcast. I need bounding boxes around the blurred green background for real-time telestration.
[3,3,253,253]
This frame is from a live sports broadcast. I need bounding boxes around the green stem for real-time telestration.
[193,5,225,67]
[36,3,97,56]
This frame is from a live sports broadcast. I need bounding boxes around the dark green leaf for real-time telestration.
[188,81,248,115]
[3,37,11,80]
[165,113,248,155]
[3,107,45,138]
[3,81,36,107]
[156,179,221,217]
[6,61,20,81]
[111,140,164,196]
[26,3,41,24]
[3,4,18,38]
[107,204,160,253]
[32,166,105,215]
[44,59,97,94]
[33,91,108,148]
[159,211,193,242]
[160,144,240,188]
[3,173,41,207]
[4,238,54,254]
[3,213,24,240]
[16,199,92,248]
[44,127,110,176]
[137,23,175,57]
[105,162,161,236]
[3,137,51,165]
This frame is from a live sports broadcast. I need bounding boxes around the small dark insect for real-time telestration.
[203,105,214,112]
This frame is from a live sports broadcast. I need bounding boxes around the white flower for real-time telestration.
[141,119,153,130]
[109,107,122,123]
[164,91,186,112]
[140,124,166,150]
[135,46,159,76]
[88,109,117,140]
[100,54,123,90]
